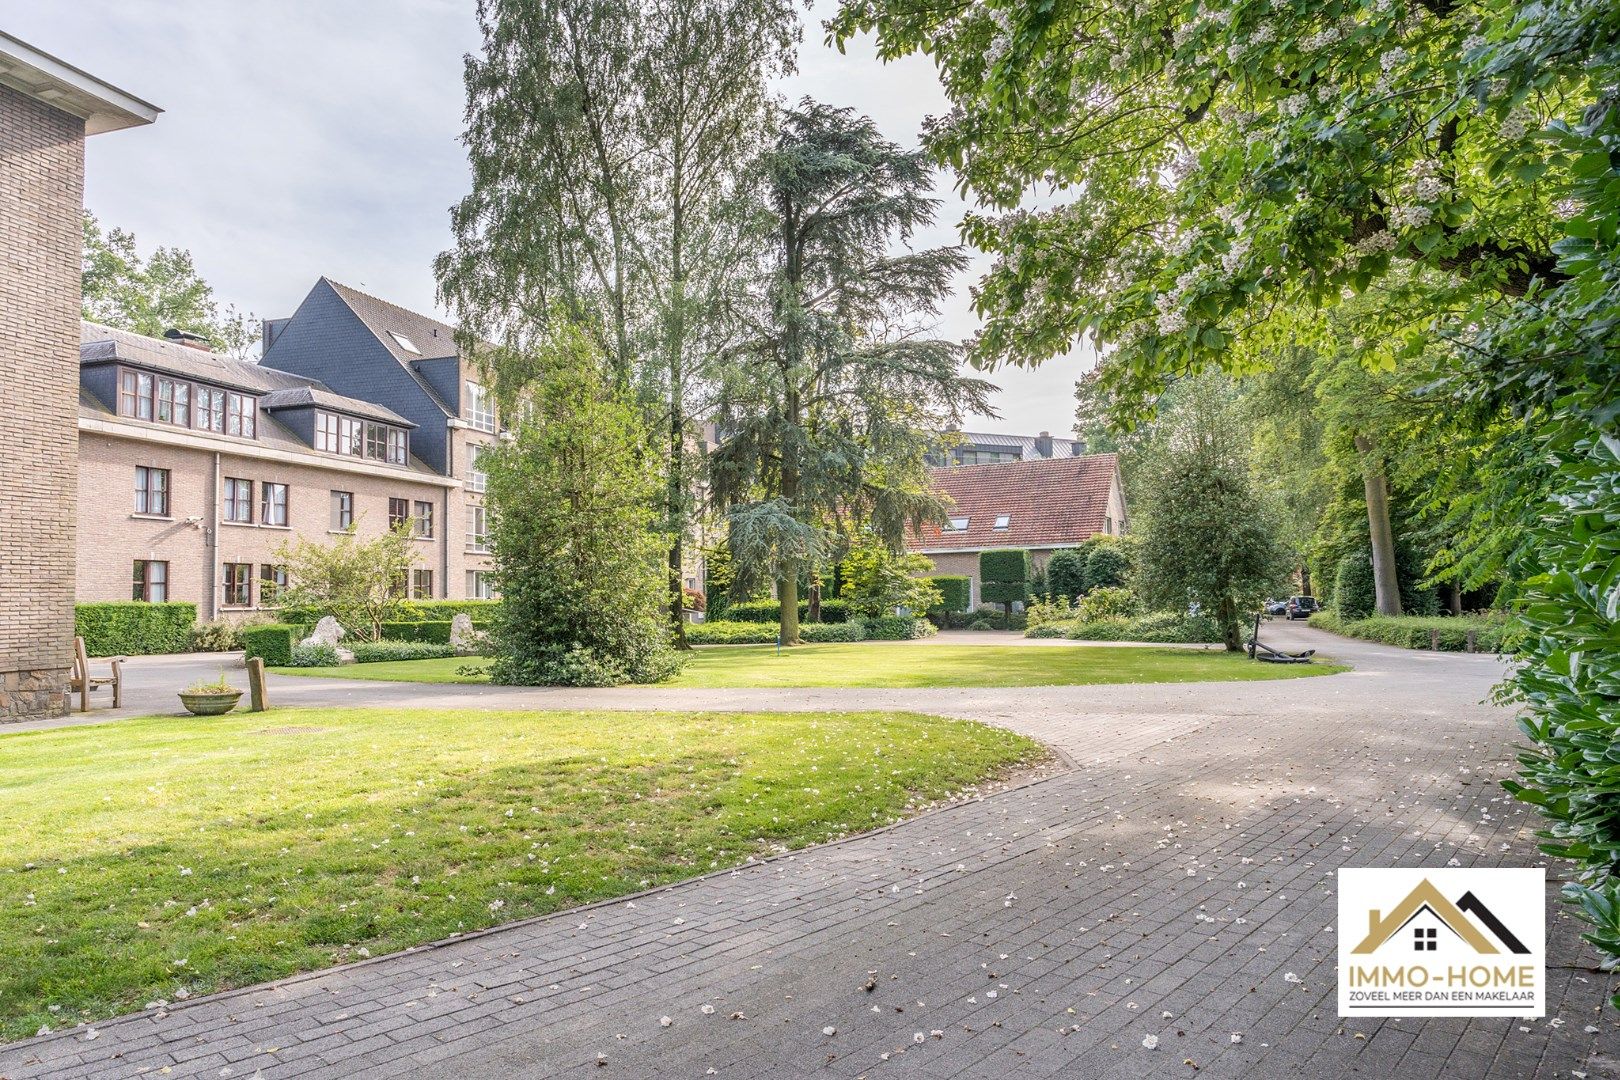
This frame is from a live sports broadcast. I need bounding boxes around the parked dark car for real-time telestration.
[1285,596,1320,620]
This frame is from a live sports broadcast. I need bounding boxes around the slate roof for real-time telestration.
[318,279,466,417]
[81,322,319,395]
[908,453,1121,552]
[258,386,414,427]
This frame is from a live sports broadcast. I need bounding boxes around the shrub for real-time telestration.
[351,640,457,663]
[1333,552,1377,619]
[967,617,997,630]
[686,619,867,645]
[1065,617,1132,641]
[1128,611,1223,643]
[1046,548,1087,601]
[288,642,341,667]
[1076,585,1138,622]
[240,623,296,667]
[980,548,1030,582]
[1025,596,1076,629]
[683,587,706,612]
[968,603,1026,630]
[860,615,937,640]
[1307,611,1509,652]
[722,598,852,624]
[189,620,241,652]
[379,620,455,644]
[1025,623,1069,639]
[1082,537,1132,592]
[75,602,197,656]
[922,575,971,614]
[182,673,241,695]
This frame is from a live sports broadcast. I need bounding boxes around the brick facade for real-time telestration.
[0,84,85,719]
[77,427,454,616]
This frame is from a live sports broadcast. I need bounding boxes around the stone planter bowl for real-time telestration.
[178,690,243,716]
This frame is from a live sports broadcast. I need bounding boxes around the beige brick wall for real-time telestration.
[449,425,494,595]
[78,430,452,617]
[920,547,1070,609]
[0,85,85,718]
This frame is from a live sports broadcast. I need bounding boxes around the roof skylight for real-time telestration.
[946,516,969,531]
[388,330,420,354]
[993,514,1011,529]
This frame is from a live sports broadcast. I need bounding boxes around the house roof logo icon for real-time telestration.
[1350,878,1530,956]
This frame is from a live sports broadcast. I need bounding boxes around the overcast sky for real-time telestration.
[8,0,1090,436]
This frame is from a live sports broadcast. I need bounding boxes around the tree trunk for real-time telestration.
[1354,434,1402,617]
[1300,565,1313,597]
[778,574,800,645]
[807,580,821,624]
[1220,596,1241,652]
[1445,582,1463,615]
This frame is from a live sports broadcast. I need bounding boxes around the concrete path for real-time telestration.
[2,627,1616,1078]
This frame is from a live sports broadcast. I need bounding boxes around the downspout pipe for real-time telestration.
[208,451,221,619]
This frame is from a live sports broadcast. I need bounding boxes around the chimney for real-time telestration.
[163,328,212,351]
[1034,431,1053,458]
[261,317,291,357]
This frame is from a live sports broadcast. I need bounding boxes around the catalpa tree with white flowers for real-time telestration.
[833,0,1620,997]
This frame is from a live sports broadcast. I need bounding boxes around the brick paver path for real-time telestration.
[3,626,1617,1078]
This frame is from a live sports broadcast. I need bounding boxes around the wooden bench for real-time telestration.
[71,636,124,712]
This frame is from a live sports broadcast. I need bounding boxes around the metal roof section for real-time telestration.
[0,31,159,134]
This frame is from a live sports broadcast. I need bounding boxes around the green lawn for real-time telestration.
[0,706,1039,1041]
[274,642,1346,689]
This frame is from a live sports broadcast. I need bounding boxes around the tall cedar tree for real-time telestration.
[436,0,796,646]
[709,101,995,645]
[480,322,681,686]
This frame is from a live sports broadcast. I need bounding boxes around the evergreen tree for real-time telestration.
[481,322,681,686]
[709,101,994,644]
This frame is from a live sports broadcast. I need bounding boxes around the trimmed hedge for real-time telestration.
[277,599,501,628]
[1334,553,1377,619]
[980,548,1030,582]
[721,598,853,624]
[861,615,937,640]
[1030,611,1224,643]
[922,575,971,614]
[351,640,457,663]
[686,620,867,645]
[981,580,1029,605]
[374,619,490,644]
[76,602,196,656]
[1307,611,1511,652]
[240,623,297,667]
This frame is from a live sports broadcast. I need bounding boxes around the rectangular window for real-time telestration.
[331,490,354,530]
[466,381,496,433]
[136,372,154,420]
[155,378,182,425]
[196,386,226,433]
[388,496,410,530]
[118,369,140,417]
[259,564,288,605]
[223,477,253,523]
[226,392,256,438]
[365,422,388,461]
[222,562,252,607]
[339,415,363,456]
[387,428,407,465]
[413,500,434,538]
[261,482,288,526]
[314,411,340,452]
[132,559,168,602]
[466,570,495,599]
[411,568,434,599]
[468,443,488,493]
[134,466,170,517]
[467,504,490,553]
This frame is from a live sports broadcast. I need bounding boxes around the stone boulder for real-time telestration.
[450,613,488,655]
[301,616,354,663]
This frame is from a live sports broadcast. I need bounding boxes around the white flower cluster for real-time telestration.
[1380,47,1408,71]
[1220,235,1253,274]
[1554,197,1582,220]
[1461,33,1486,54]
[1279,93,1309,118]
[1389,204,1433,229]
[1499,104,1536,140]
[1354,229,1399,255]
[1302,27,1340,51]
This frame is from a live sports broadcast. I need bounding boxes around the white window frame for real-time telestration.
[466,381,496,433]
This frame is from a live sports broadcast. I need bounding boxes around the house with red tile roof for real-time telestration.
[906,453,1127,608]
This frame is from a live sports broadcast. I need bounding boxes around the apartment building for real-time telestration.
[0,33,157,719]
[77,323,458,617]
[259,278,498,598]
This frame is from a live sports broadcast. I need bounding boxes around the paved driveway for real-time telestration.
[3,627,1616,1078]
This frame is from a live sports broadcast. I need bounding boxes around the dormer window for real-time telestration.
[116,368,253,440]
[313,409,408,465]
[389,331,420,354]
[945,516,969,532]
